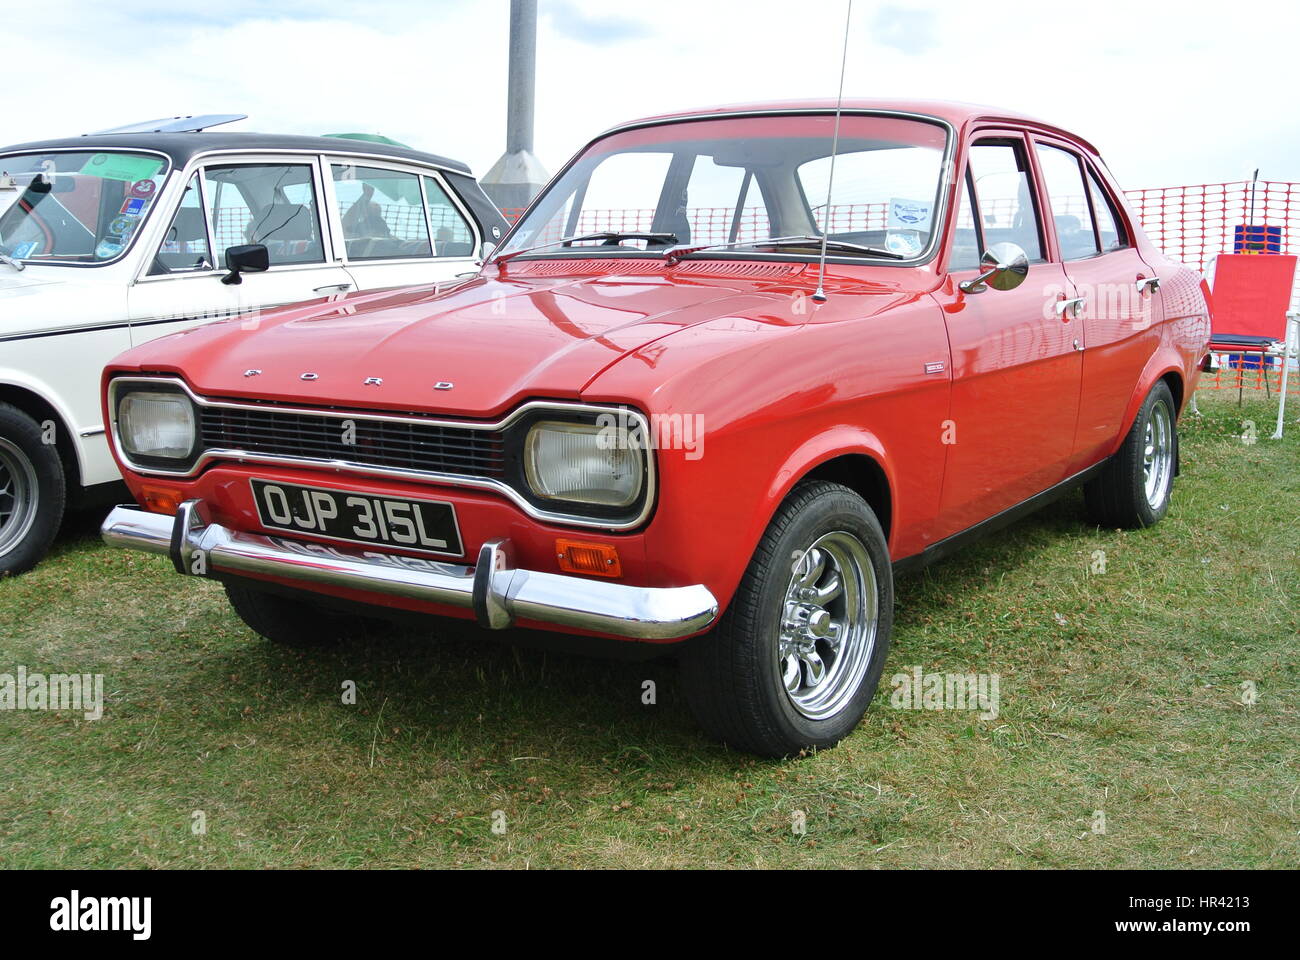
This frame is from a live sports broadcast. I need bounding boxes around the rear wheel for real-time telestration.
[224,581,383,648]
[0,403,65,577]
[681,481,893,757]
[1084,381,1178,528]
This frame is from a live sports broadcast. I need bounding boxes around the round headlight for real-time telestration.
[523,419,644,508]
[118,390,197,461]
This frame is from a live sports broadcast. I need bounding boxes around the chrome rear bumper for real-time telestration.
[101,502,718,641]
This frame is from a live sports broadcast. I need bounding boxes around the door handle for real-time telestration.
[313,282,352,294]
[1055,296,1086,320]
[1135,276,1161,295]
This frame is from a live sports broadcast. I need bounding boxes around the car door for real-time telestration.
[1032,138,1164,470]
[932,134,1084,537]
[127,156,353,344]
[323,158,482,291]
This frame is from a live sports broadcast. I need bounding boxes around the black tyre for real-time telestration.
[681,481,894,757]
[0,403,66,577]
[224,581,382,648]
[1084,381,1178,529]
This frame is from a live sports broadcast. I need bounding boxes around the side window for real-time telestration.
[968,141,1043,262]
[680,156,771,246]
[1086,166,1128,252]
[151,173,212,274]
[508,150,673,250]
[422,177,476,257]
[567,151,673,244]
[1035,144,1099,261]
[332,164,432,261]
[948,172,983,271]
[204,163,324,268]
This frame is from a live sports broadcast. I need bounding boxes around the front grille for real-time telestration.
[199,406,508,479]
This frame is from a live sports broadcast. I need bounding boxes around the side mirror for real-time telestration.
[476,241,497,266]
[221,244,269,286]
[959,242,1029,294]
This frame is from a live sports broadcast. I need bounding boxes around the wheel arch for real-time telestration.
[764,428,897,547]
[1110,353,1186,458]
[0,380,84,491]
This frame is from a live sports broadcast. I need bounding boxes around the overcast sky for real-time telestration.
[3,0,1294,191]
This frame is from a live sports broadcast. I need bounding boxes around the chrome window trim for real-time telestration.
[0,146,174,269]
[189,146,469,178]
[108,376,657,531]
[494,108,957,270]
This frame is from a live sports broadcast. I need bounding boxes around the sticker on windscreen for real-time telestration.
[80,153,164,183]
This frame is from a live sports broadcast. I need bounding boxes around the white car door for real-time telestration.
[323,158,481,292]
[127,155,353,344]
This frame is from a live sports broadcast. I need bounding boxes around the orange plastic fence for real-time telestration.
[1125,180,1300,312]
[1124,180,1299,396]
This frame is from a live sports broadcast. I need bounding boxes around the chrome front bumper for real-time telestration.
[101,502,718,641]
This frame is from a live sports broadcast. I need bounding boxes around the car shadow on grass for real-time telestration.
[159,600,731,775]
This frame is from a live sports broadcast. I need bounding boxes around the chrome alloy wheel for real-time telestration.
[1143,399,1174,510]
[778,531,879,720]
[0,438,39,559]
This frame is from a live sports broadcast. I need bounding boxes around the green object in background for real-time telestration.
[326,134,422,204]
[323,133,412,148]
[78,152,163,183]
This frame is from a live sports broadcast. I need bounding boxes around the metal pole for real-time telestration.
[481,0,548,213]
[1271,311,1296,439]
[506,0,537,155]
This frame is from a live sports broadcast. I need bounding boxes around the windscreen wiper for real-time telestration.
[492,231,679,265]
[664,235,905,265]
[0,248,24,272]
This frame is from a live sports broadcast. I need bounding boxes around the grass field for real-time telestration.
[1,392,1295,869]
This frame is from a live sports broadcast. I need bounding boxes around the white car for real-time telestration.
[0,116,507,575]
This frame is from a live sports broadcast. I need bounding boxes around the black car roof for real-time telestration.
[0,132,473,176]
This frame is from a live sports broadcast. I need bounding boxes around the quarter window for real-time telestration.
[1035,144,1099,261]
[948,172,983,272]
[1086,167,1128,252]
[203,163,325,267]
[332,164,432,261]
[967,141,1043,262]
[422,177,476,257]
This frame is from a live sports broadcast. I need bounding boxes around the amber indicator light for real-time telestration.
[139,484,183,515]
[555,539,622,578]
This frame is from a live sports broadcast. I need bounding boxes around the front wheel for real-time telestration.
[224,581,383,648]
[1084,381,1178,529]
[681,481,894,757]
[0,403,66,577]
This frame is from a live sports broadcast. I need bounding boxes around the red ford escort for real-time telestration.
[101,100,1210,756]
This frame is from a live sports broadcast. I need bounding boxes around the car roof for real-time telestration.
[0,132,473,175]
[603,98,1100,154]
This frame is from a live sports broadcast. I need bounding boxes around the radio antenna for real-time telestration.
[812,0,854,304]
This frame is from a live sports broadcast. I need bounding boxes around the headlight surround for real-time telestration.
[522,417,645,509]
[117,388,198,463]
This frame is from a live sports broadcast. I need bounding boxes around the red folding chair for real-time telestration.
[1203,254,1298,437]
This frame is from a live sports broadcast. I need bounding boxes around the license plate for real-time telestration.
[250,479,463,557]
